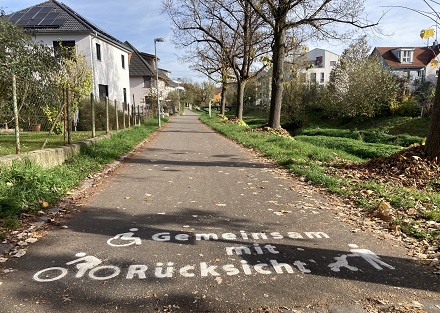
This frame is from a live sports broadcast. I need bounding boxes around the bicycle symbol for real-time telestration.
[106,228,142,247]
[33,252,120,282]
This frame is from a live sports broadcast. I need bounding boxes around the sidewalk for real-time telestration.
[0,110,438,313]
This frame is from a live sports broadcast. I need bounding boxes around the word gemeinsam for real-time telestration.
[151,230,330,242]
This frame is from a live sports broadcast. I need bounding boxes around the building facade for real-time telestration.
[372,45,439,84]
[125,41,178,113]
[7,0,132,108]
[306,48,339,85]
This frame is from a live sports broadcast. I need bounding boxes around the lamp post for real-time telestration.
[175,78,181,114]
[154,37,165,127]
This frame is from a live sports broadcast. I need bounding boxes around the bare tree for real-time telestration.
[245,0,377,129]
[163,0,271,120]
[186,33,234,115]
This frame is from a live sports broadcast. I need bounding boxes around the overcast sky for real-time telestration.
[2,0,438,83]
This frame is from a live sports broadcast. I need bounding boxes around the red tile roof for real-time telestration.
[374,45,440,69]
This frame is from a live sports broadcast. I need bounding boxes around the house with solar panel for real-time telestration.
[6,0,132,108]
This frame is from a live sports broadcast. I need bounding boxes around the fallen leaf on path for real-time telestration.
[12,250,26,258]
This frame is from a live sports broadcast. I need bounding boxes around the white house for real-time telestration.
[125,41,178,113]
[372,45,440,84]
[306,48,339,84]
[7,0,132,109]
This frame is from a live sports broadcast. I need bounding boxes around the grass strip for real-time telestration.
[200,112,439,246]
[0,118,161,232]
[0,131,107,156]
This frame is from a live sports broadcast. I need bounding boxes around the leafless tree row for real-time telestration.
[164,0,377,128]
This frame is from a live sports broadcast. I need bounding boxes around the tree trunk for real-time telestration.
[268,21,286,129]
[425,76,440,162]
[236,80,246,120]
[220,83,227,115]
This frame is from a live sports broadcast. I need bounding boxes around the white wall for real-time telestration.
[33,32,130,110]
[425,65,438,83]
[306,48,339,84]
[129,77,168,107]
[130,76,146,107]
[91,36,130,108]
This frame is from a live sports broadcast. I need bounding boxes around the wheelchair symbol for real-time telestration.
[107,228,142,247]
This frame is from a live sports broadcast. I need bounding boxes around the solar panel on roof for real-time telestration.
[39,7,52,14]
[39,19,56,26]
[45,12,59,19]
[34,12,49,19]
[28,12,50,25]
[9,13,24,22]
[17,19,32,26]
[51,18,66,27]
[26,7,41,15]
[27,19,42,26]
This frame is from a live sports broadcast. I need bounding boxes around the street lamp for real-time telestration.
[154,37,166,127]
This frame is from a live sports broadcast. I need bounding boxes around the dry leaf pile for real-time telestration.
[249,126,292,137]
[338,145,440,189]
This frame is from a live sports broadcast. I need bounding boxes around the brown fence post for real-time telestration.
[106,96,110,134]
[66,88,72,145]
[127,103,131,128]
[91,93,96,138]
[115,99,119,130]
[123,101,126,129]
[12,73,20,154]
[63,88,67,145]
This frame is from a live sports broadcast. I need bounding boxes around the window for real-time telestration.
[143,76,151,88]
[402,50,411,63]
[145,96,151,108]
[330,61,336,66]
[98,84,108,101]
[53,40,75,59]
[310,73,317,83]
[121,55,125,69]
[123,88,127,107]
[315,56,323,67]
[96,43,101,61]
[320,73,325,83]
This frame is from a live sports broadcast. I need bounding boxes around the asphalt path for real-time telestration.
[0,111,439,313]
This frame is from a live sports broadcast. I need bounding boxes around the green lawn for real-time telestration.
[0,131,107,156]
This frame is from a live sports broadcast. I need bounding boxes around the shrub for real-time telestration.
[391,98,421,117]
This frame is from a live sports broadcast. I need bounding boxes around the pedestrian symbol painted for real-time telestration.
[328,244,395,272]
[348,244,395,270]
[328,254,359,272]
